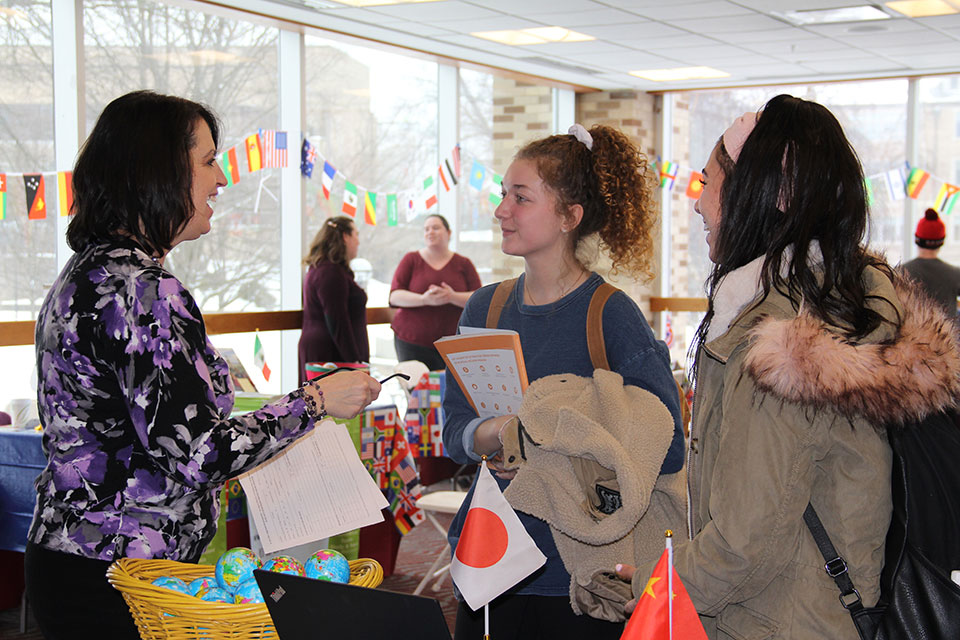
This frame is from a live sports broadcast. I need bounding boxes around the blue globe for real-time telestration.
[215,547,262,593]
[304,549,350,584]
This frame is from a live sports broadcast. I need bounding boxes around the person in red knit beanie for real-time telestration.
[900,208,960,317]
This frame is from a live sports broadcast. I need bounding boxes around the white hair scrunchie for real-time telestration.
[568,124,593,151]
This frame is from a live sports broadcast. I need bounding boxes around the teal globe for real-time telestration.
[262,555,305,576]
[215,547,262,593]
[304,549,350,583]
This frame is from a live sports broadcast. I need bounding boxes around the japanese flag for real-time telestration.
[449,460,546,610]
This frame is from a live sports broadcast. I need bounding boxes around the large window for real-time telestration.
[0,0,55,321]
[918,77,960,268]
[303,33,438,363]
[84,0,282,313]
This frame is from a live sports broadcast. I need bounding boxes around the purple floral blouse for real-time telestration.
[30,238,315,563]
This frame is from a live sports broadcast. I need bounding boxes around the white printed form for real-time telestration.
[445,349,524,418]
[238,419,388,555]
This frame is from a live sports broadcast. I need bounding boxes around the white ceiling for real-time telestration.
[216,0,960,91]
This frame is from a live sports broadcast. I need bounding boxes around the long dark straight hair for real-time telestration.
[692,95,894,373]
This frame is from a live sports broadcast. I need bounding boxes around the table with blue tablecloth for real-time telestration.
[0,428,45,609]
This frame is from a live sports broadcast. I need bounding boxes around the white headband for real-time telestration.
[568,124,593,151]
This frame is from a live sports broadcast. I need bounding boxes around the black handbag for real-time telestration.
[804,408,960,640]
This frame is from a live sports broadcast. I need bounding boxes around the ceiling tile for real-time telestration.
[741,36,851,56]
[353,1,502,22]
[804,18,925,37]
[427,16,542,33]
[627,1,753,21]
[461,0,596,13]
[523,40,636,55]
[573,50,680,69]
[520,8,650,26]
[915,14,960,28]
[575,22,665,40]
[844,29,953,49]
[669,13,788,34]
[377,20,457,38]
[430,34,528,58]
[802,58,909,74]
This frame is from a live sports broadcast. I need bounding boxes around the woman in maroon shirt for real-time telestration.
[299,216,369,383]
[389,214,481,370]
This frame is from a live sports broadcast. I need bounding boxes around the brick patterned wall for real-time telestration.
[488,77,554,281]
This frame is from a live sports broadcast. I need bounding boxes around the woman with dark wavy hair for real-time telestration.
[298,215,368,383]
[612,95,960,638]
[26,91,381,640]
[442,125,685,639]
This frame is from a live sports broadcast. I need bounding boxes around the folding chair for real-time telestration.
[412,491,467,595]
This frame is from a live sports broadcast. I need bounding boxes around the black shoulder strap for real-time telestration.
[803,503,866,616]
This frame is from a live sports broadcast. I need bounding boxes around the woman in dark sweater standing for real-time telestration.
[298,216,369,383]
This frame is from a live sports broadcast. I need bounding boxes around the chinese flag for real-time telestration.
[246,133,263,172]
[686,171,704,199]
[24,174,46,220]
[621,549,706,640]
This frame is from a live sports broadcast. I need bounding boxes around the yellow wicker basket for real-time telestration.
[106,556,384,640]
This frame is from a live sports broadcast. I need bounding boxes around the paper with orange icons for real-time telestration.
[435,327,528,418]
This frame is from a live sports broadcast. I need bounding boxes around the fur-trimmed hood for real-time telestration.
[740,274,960,427]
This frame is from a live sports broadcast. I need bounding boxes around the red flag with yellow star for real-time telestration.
[621,548,706,640]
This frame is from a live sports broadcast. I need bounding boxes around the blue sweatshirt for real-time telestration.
[442,272,684,597]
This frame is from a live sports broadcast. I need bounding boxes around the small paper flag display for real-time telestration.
[469,159,486,190]
[24,174,46,220]
[221,148,241,187]
[253,334,271,382]
[423,175,437,210]
[300,138,317,178]
[386,193,398,227]
[438,164,451,192]
[342,181,358,216]
[321,162,336,200]
[364,190,377,226]
[488,192,502,206]
[660,161,679,190]
[935,183,960,215]
[0,174,6,220]
[906,168,930,199]
[245,133,263,173]
[884,168,906,202]
[686,171,704,199]
[57,171,73,217]
[261,130,288,168]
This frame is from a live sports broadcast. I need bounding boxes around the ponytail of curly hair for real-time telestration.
[514,125,657,279]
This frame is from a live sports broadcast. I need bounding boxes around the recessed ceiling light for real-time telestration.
[629,66,730,82]
[774,5,891,25]
[331,0,444,6]
[885,0,959,17]
[471,27,595,46]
